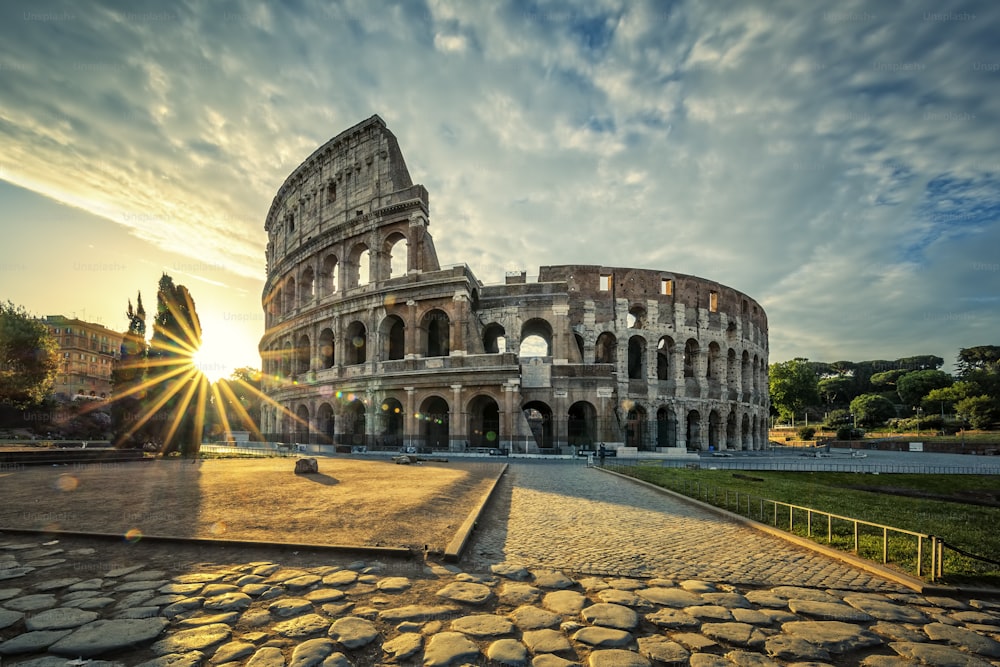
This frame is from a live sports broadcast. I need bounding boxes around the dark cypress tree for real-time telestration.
[146,274,204,457]
[110,294,149,448]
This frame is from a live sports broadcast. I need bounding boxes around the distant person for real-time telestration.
[598,443,606,465]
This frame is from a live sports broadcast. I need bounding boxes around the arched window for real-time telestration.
[519,319,552,358]
[626,305,646,329]
[628,336,646,380]
[595,332,616,364]
[348,244,370,289]
[656,336,674,381]
[483,323,506,354]
[284,277,296,313]
[382,315,406,360]
[385,232,408,279]
[321,254,339,295]
[421,309,450,357]
[295,334,310,374]
[684,339,699,378]
[300,267,315,303]
[346,321,367,364]
[319,328,335,368]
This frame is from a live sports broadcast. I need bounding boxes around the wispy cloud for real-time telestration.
[0,0,998,365]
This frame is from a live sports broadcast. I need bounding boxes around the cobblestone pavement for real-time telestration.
[1,460,999,666]
[464,461,902,591]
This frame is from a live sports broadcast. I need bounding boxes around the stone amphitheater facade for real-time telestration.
[260,116,769,454]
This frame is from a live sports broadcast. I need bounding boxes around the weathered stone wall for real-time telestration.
[261,116,770,453]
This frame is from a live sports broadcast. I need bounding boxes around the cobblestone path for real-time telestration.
[465,461,905,592]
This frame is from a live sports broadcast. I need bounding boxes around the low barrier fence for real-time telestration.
[199,442,295,457]
[602,461,999,583]
[652,456,1000,476]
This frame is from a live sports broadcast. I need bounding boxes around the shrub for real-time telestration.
[836,426,865,440]
[824,409,851,428]
[797,426,816,441]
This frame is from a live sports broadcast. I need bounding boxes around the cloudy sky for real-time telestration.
[2,0,998,379]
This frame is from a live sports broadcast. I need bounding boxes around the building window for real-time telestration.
[661,278,673,296]
[709,291,718,313]
[599,274,612,291]
[327,182,336,202]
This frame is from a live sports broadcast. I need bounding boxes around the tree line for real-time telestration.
[769,347,1000,433]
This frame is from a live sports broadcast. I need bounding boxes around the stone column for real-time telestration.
[451,384,464,452]
[675,402,687,450]
[451,294,467,355]
[405,300,418,359]
[503,382,518,453]
[698,411,710,451]
[364,391,376,448]
[715,348,729,400]
[408,213,427,273]
[732,351,743,401]
[404,387,416,450]
[695,349,708,399]
[552,390,568,451]
[673,347,685,396]
[551,303,569,360]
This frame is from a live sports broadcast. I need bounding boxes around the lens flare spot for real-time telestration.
[486,431,497,442]
[210,521,226,536]
[620,399,635,412]
[319,385,333,398]
[124,528,143,544]
[352,336,364,349]
[55,475,78,492]
[383,294,397,307]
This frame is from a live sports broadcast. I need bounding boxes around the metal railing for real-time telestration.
[649,456,1000,476]
[604,462,946,581]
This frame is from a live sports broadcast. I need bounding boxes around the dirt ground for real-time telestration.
[0,457,504,551]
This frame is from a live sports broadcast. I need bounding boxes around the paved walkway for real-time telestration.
[465,461,901,591]
[1,459,999,665]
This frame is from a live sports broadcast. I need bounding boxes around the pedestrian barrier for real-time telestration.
[199,442,295,457]
[641,456,1000,475]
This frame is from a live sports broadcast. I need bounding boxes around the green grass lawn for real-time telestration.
[606,463,1000,585]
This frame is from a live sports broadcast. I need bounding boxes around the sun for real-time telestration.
[191,344,235,383]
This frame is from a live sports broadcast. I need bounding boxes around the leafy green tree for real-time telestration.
[956,345,1000,376]
[955,395,999,430]
[920,381,975,415]
[849,393,896,426]
[824,408,852,428]
[896,355,944,371]
[769,358,820,422]
[817,376,854,406]
[896,369,952,407]
[870,369,908,388]
[0,302,58,408]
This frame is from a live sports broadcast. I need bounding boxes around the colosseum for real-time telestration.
[260,115,770,455]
